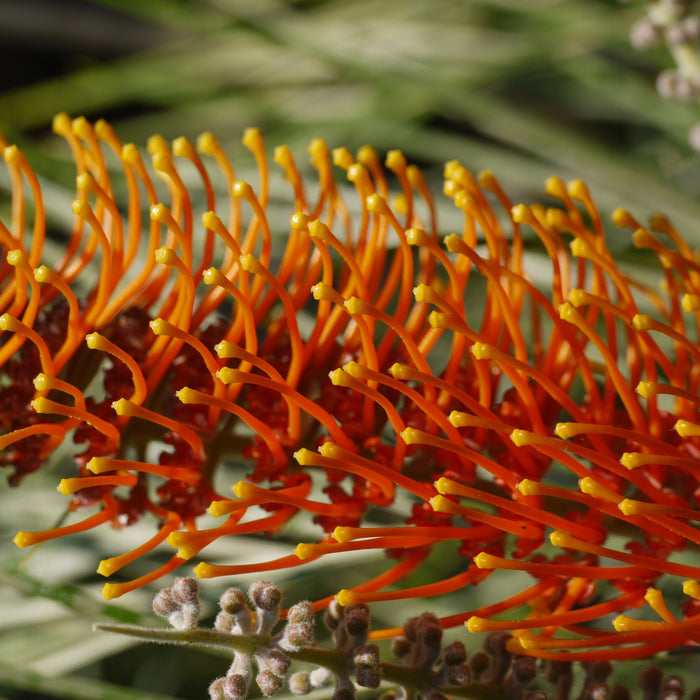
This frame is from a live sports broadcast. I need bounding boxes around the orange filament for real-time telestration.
[88,457,201,484]
[86,332,147,404]
[58,473,138,495]
[15,494,118,547]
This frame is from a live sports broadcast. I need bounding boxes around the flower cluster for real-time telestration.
[2,115,700,662]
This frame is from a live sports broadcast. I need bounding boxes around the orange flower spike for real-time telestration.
[274,144,306,213]
[58,472,138,496]
[88,456,201,484]
[101,556,188,600]
[14,493,118,548]
[3,145,45,268]
[113,397,204,462]
[86,332,148,405]
[176,386,286,466]
[560,302,647,431]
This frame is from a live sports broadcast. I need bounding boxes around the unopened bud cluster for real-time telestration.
[624,0,700,150]
[153,576,200,629]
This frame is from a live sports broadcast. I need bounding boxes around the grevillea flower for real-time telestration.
[2,114,700,663]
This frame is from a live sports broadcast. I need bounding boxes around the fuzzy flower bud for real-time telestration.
[279,601,315,651]
[152,578,199,629]
[256,669,285,697]
[248,580,282,635]
[209,674,249,700]
[218,587,253,634]
[288,672,311,695]
[353,644,381,688]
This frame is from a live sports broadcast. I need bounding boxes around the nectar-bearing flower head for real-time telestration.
[1,113,700,664]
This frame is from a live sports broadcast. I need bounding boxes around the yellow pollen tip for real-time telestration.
[428,495,450,513]
[400,427,422,445]
[618,499,640,516]
[558,302,576,322]
[196,132,216,154]
[33,265,49,283]
[569,238,591,258]
[13,532,36,548]
[681,293,700,312]
[554,423,574,439]
[631,228,655,249]
[318,442,341,459]
[290,211,309,230]
[56,480,73,496]
[71,199,91,218]
[620,452,643,470]
[470,342,493,360]
[232,180,252,198]
[612,208,635,228]
[474,552,498,569]
[32,373,49,392]
[87,457,107,474]
[405,227,428,246]
[544,175,566,198]
[96,559,118,577]
[333,527,351,543]
[675,419,700,437]
[175,387,199,404]
[4,145,21,164]
[517,479,540,496]
[30,397,50,413]
[510,204,533,224]
[52,112,72,135]
[365,193,386,213]
[154,247,177,266]
[100,583,121,601]
[202,268,222,286]
[294,448,316,466]
[232,481,251,498]
[76,172,94,191]
[636,381,657,398]
[242,127,262,150]
[294,543,315,560]
[549,530,572,548]
[632,314,652,331]
[149,318,168,335]
[510,429,533,447]
[111,398,130,415]
[579,477,619,502]
[567,289,590,308]
[433,476,452,495]
[683,580,700,599]
[336,590,357,606]
[478,170,497,189]
[466,617,489,633]
[328,368,350,387]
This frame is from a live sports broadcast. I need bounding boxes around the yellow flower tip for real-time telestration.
[682,293,700,312]
[149,318,167,336]
[510,203,533,225]
[294,543,315,560]
[428,311,448,329]
[400,427,422,445]
[146,133,168,155]
[433,476,452,495]
[307,219,330,241]
[111,397,131,416]
[100,583,120,600]
[612,208,635,228]
[632,314,652,331]
[683,580,700,599]
[342,361,363,379]
[0,313,14,332]
[56,479,73,496]
[477,169,497,189]
[546,208,569,229]
[618,498,641,516]
[385,149,406,170]
[290,211,309,230]
[273,144,292,167]
[549,530,572,548]
[567,178,589,200]
[207,500,230,518]
[428,494,449,513]
[308,137,328,160]
[620,452,643,470]
[232,481,252,498]
[318,442,340,459]
[356,144,378,166]
[33,265,49,283]
[86,457,104,474]
[336,589,357,606]
[6,249,26,268]
[196,131,216,154]
[71,198,92,218]
[332,146,353,169]
[3,144,21,164]
[554,422,575,440]
[155,246,177,266]
[631,228,655,249]
[343,296,368,316]
[612,615,651,632]
[567,289,590,308]
[52,112,72,136]
[311,283,330,301]
[176,387,200,405]
[569,238,591,258]
[85,332,102,350]
[32,373,49,392]
[558,302,576,323]
[97,558,119,577]
[201,211,218,230]
[578,477,618,502]
[31,396,50,414]
[294,448,315,466]
[470,342,492,361]
[509,429,533,447]
[365,193,387,213]
[203,267,223,287]
[636,381,659,399]
[644,587,663,606]
[388,362,407,379]
[242,127,262,149]
[151,150,172,173]
[13,531,37,548]
[328,368,350,387]
[70,115,91,138]
[516,479,540,496]
[76,172,94,192]
[448,411,467,428]
[171,136,192,158]
[443,180,458,198]
[194,562,215,579]
[405,227,428,246]
[232,180,253,199]
[473,552,498,569]
[239,253,261,274]
[121,143,140,165]
[544,175,566,198]
[509,633,537,651]
[412,283,432,303]
[333,527,351,543]
[675,419,700,437]
[466,616,490,633]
